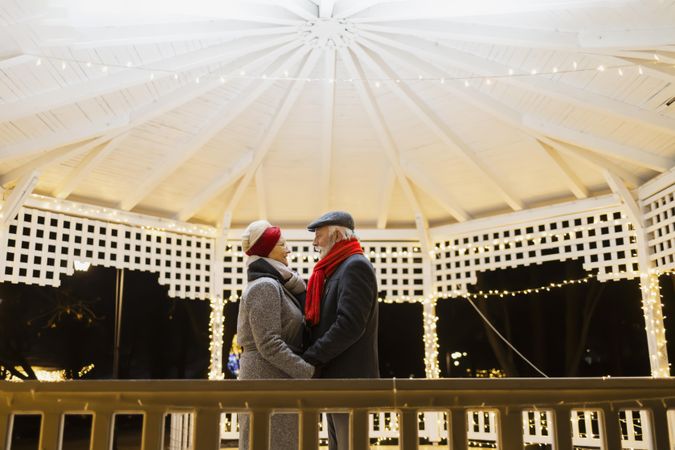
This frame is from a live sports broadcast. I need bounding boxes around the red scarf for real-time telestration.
[305,238,364,326]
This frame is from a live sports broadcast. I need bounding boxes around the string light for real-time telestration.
[208,294,225,380]
[24,53,643,85]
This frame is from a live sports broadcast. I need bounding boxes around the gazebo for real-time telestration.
[1,0,674,448]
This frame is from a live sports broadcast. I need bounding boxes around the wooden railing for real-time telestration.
[1,377,674,449]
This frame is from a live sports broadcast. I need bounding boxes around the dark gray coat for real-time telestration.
[303,253,379,378]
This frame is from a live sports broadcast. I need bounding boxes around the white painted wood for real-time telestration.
[603,169,643,229]
[524,117,672,172]
[0,34,297,123]
[177,151,255,222]
[119,42,308,211]
[377,168,396,229]
[214,49,323,221]
[252,0,318,21]
[0,115,129,162]
[319,49,336,211]
[352,42,524,211]
[579,27,675,49]
[359,22,579,49]
[255,166,268,220]
[537,140,589,199]
[401,159,470,222]
[609,55,675,84]
[0,53,34,69]
[638,165,675,201]
[333,0,406,19]
[356,36,595,200]
[337,45,433,254]
[359,30,675,137]
[52,134,128,199]
[540,138,642,188]
[0,170,39,225]
[318,0,336,18]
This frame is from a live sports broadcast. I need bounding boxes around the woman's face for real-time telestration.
[267,236,290,266]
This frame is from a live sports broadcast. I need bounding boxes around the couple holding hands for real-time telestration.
[237,211,379,450]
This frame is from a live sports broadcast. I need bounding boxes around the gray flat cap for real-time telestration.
[307,211,354,232]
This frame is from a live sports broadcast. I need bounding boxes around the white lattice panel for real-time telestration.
[0,208,213,300]
[433,208,639,296]
[642,184,675,271]
[224,240,425,302]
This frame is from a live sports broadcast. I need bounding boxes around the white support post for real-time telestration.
[636,230,670,378]
[608,171,671,377]
[208,231,227,380]
[417,214,440,380]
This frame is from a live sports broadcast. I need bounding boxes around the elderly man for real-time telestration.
[302,211,379,450]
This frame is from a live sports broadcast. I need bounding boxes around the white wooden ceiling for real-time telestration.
[1,0,674,230]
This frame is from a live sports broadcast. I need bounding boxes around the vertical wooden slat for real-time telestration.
[250,410,270,450]
[40,412,63,450]
[600,406,622,450]
[351,409,369,450]
[645,401,670,450]
[141,411,164,450]
[498,407,523,450]
[90,411,113,450]
[299,409,319,450]
[552,406,573,450]
[448,409,467,450]
[399,409,418,450]
[192,410,220,450]
[0,412,10,450]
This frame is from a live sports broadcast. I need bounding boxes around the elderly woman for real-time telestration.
[237,220,315,450]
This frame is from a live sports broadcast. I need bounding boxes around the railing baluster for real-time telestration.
[249,409,270,450]
[141,411,164,450]
[299,409,319,450]
[645,401,670,450]
[39,412,63,450]
[448,409,467,450]
[90,411,113,450]
[351,409,369,450]
[600,406,622,450]
[552,406,573,450]
[0,412,10,450]
[498,407,523,449]
[399,409,418,450]
[192,409,220,450]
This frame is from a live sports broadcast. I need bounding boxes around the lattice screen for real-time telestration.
[642,183,675,271]
[223,241,425,302]
[433,207,639,297]
[0,207,213,300]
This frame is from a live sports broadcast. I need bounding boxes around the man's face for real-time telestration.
[313,226,334,259]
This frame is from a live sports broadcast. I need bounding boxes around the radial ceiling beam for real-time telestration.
[352,42,523,212]
[603,169,643,229]
[536,140,589,199]
[400,159,471,222]
[356,36,648,196]
[120,44,309,212]
[0,170,39,226]
[179,48,322,222]
[377,168,396,229]
[53,134,128,199]
[608,55,675,84]
[0,53,34,69]
[0,34,297,123]
[347,0,623,22]
[579,27,675,49]
[255,166,268,220]
[44,21,296,48]
[523,117,672,172]
[318,0,336,18]
[0,115,129,163]
[337,46,433,253]
[320,49,336,211]
[0,135,119,187]
[360,31,675,137]
[333,0,406,19]
[359,22,579,49]
[540,138,642,188]
[251,0,318,21]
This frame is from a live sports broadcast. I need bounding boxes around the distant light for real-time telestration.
[74,260,91,271]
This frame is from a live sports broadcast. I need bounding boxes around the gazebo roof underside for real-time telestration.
[1,0,674,230]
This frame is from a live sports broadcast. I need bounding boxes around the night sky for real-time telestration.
[0,258,673,381]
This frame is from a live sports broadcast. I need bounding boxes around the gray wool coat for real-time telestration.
[303,253,379,378]
[237,277,314,450]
